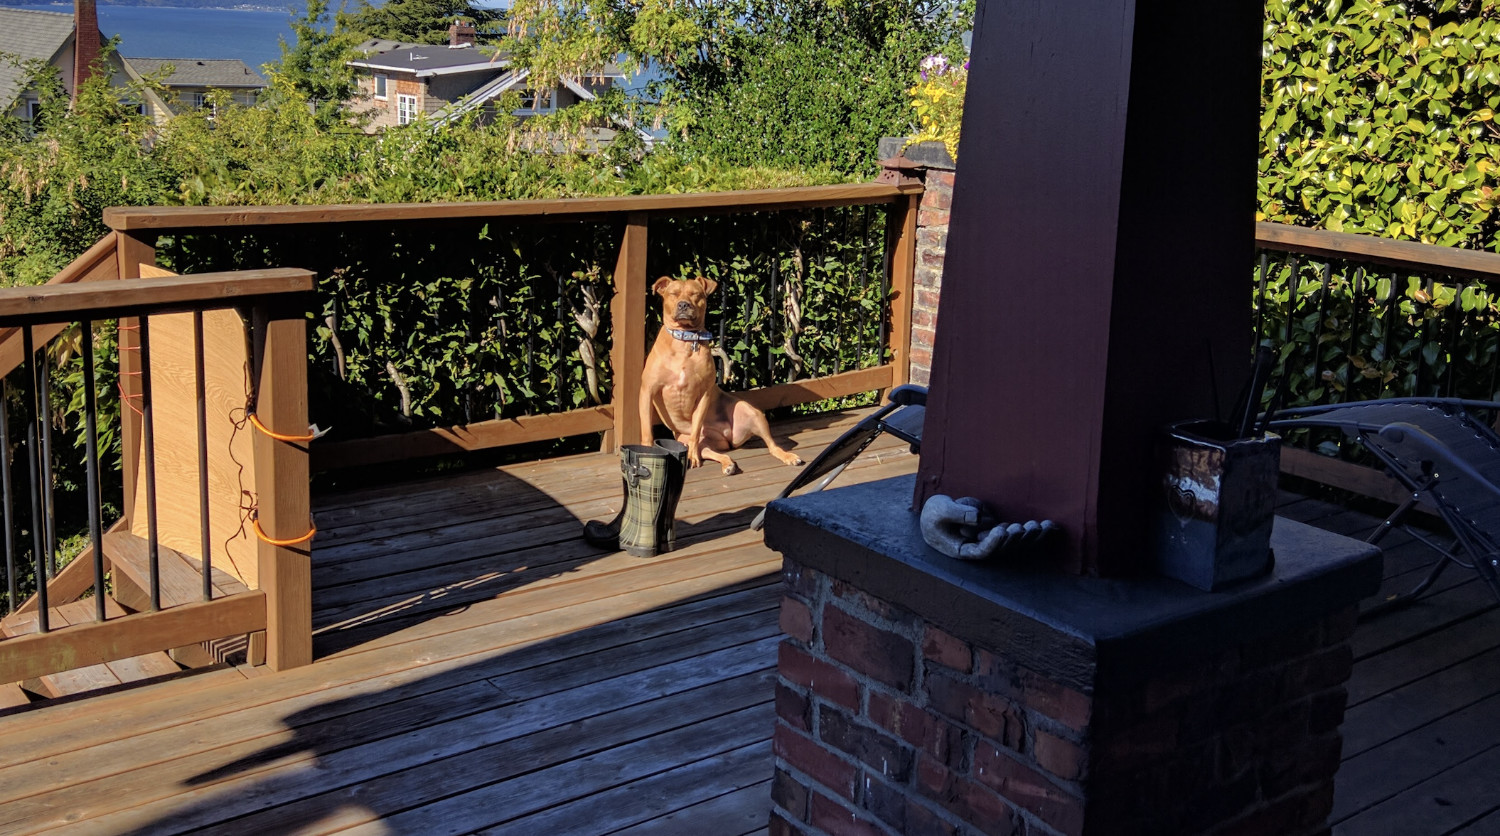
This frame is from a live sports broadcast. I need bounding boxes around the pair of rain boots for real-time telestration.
[582,439,689,557]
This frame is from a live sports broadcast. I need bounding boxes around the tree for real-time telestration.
[346,0,502,45]
[264,0,365,127]
[502,0,971,176]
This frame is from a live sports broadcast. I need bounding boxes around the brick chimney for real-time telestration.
[448,19,477,47]
[72,0,102,99]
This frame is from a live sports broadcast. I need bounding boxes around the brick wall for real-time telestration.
[772,557,1358,836]
[881,141,955,388]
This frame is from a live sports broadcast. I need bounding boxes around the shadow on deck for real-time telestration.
[0,409,1494,834]
[0,408,917,836]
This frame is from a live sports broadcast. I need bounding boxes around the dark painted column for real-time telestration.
[915,0,1265,575]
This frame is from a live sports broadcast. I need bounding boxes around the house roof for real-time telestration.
[0,7,76,108]
[122,58,266,89]
[349,42,509,78]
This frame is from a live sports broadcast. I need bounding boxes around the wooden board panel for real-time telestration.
[0,580,777,777]
[0,232,119,380]
[103,184,916,231]
[10,644,777,834]
[0,594,265,685]
[1334,693,1500,823]
[0,269,313,326]
[310,406,615,472]
[127,307,259,587]
[738,365,894,412]
[1257,220,1500,283]
[476,741,771,836]
[608,780,773,836]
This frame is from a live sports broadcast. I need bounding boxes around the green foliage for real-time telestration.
[503,0,972,177]
[0,56,173,285]
[905,54,967,159]
[1259,0,1500,248]
[264,0,365,127]
[346,0,500,45]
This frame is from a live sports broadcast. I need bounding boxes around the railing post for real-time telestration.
[885,192,920,389]
[249,297,312,671]
[116,232,156,524]
[610,213,649,450]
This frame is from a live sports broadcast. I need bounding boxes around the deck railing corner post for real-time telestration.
[248,295,313,671]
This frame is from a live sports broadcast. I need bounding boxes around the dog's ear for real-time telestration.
[652,276,675,296]
[695,276,718,296]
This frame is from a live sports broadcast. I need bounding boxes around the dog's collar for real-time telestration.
[668,328,716,353]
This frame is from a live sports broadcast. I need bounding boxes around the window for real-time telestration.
[373,74,388,100]
[397,94,419,125]
[25,100,41,123]
[514,89,553,115]
[192,92,210,109]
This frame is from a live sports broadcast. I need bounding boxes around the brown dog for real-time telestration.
[640,276,804,475]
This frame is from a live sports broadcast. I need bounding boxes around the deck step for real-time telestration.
[104,531,251,612]
[104,531,255,666]
[0,682,30,710]
[1,598,182,698]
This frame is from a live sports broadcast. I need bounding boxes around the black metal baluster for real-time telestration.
[555,259,566,412]
[1440,280,1452,396]
[1415,277,1434,397]
[1,383,14,615]
[1253,252,1271,347]
[194,312,212,602]
[22,328,47,631]
[1343,268,1366,404]
[140,316,160,611]
[878,208,892,363]
[37,344,55,579]
[81,321,106,620]
[769,248,779,383]
[1382,272,1400,397]
[1277,255,1294,345]
[1310,262,1332,404]
[858,205,871,368]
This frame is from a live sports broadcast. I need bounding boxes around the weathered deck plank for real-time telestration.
[0,413,1492,835]
[1277,490,1500,836]
[0,409,910,836]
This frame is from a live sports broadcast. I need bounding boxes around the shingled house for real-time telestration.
[347,22,629,133]
[121,57,267,122]
[0,1,129,123]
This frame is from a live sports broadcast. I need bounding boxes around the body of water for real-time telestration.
[13,4,300,73]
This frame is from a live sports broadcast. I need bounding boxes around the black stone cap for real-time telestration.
[877,137,957,171]
[763,475,1383,692]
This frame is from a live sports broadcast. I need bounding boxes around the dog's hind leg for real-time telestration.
[731,399,804,467]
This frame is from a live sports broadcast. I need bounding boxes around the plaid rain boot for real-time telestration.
[582,440,689,557]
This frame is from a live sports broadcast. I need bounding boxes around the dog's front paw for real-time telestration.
[722,461,741,476]
[775,451,804,467]
[689,453,703,469]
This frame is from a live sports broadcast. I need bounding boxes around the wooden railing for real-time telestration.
[0,262,316,686]
[1255,221,1500,506]
[103,183,925,471]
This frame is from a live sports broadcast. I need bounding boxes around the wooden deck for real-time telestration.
[0,408,1495,835]
[1276,491,1500,836]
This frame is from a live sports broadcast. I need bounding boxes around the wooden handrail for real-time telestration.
[1256,221,1500,283]
[103,183,924,232]
[0,268,314,325]
[0,232,120,380]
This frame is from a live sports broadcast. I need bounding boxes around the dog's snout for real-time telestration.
[675,300,693,316]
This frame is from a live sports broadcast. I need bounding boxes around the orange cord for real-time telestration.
[252,513,317,547]
[247,411,322,443]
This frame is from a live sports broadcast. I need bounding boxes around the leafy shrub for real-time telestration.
[905,54,967,159]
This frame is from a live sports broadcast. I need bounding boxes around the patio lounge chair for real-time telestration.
[1268,398,1500,610]
[749,384,926,531]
